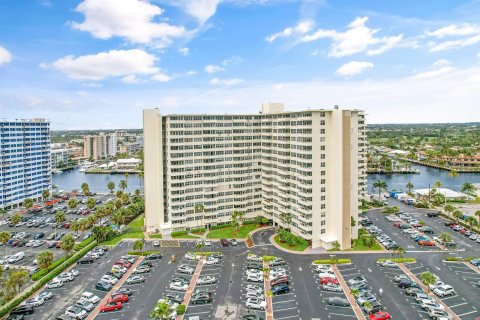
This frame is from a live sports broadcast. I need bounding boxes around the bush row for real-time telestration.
[0,241,96,318]
[377,258,416,263]
[190,228,206,234]
[171,230,188,237]
[193,251,221,256]
[127,251,161,256]
[74,236,95,251]
[313,259,352,265]
[444,257,477,262]
[209,223,233,230]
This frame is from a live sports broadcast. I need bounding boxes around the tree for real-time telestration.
[37,250,54,270]
[115,199,123,210]
[116,190,124,199]
[138,172,144,191]
[133,239,144,252]
[230,211,240,231]
[23,198,33,209]
[55,210,66,224]
[419,271,436,292]
[373,180,388,201]
[81,182,90,196]
[462,182,475,196]
[3,269,29,301]
[448,169,459,190]
[351,217,356,227]
[70,220,80,235]
[67,198,78,209]
[86,198,96,210]
[279,212,292,230]
[42,189,50,201]
[107,181,116,194]
[406,181,414,194]
[395,246,405,258]
[466,216,477,230]
[150,300,174,319]
[476,210,480,225]
[119,180,128,191]
[195,242,205,251]
[11,213,21,226]
[0,231,11,255]
[361,234,374,248]
[444,204,455,218]
[433,181,442,189]
[439,232,452,244]
[121,193,130,204]
[111,210,123,226]
[331,240,341,251]
[92,226,112,243]
[60,233,75,264]
[194,203,204,213]
[452,210,462,223]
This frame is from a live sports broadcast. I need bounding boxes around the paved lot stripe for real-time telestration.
[463,261,480,274]
[398,263,461,320]
[161,240,181,247]
[87,256,144,320]
[177,256,204,320]
[332,265,366,320]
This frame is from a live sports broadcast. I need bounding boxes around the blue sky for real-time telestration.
[0,0,479,129]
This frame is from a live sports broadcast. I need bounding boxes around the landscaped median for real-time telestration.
[0,241,97,318]
[312,258,352,265]
[377,257,416,263]
[127,251,162,256]
[273,234,309,252]
[206,223,260,238]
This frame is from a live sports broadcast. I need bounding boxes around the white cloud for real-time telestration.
[71,0,188,46]
[335,61,373,77]
[151,72,172,82]
[222,55,242,66]
[122,75,140,84]
[170,0,221,25]
[426,23,480,38]
[210,77,243,86]
[411,66,455,79]
[0,46,12,65]
[429,34,480,52]
[186,70,197,76]
[178,47,190,56]
[433,59,450,67]
[266,20,314,42]
[49,49,162,81]
[205,64,224,73]
[300,16,403,57]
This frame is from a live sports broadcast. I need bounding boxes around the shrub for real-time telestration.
[242,220,258,225]
[313,259,351,265]
[176,304,186,315]
[358,228,368,236]
[193,251,221,256]
[74,236,95,251]
[171,231,188,237]
[209,223,232,230]
[190,228,206,234]
[128,251,161,256]
[382,206,400,214]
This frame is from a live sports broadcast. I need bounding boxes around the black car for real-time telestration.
[78,257,94,264]
[271,284,289,295]
[385,242,399,250]
[171,276,190,284]
[327,297,349,307]
[34,233,45,239]
[398,279,419,289]
[360,220,373,226]
[245,263,263,270]
[140,261,153,268]
[191,293,212,305]
[209,253,223,260]
[427,211,440,217]
[55,315,76,320]
[165,293,183,304]
[243,315,264,320]
[146,254,162,260]
[10,305,34,316]
[95,281,112,291]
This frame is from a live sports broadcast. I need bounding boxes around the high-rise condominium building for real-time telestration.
[143,104,366,249]
[0,118,51,209]
[83,132,117,160]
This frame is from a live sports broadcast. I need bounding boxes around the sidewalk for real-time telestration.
[332,265,366,320]
[177,257,205,320]
[263,260,273,320]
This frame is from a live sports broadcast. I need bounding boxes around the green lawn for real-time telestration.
[149,234,163,239]
[273,234,309,252]
[348,239,382,251]
[172,234,200,239]
[100,231,144,246]
[128,214,144,229]
[206,224,259,239]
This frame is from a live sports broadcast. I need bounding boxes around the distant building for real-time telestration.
[83,132,117,160]
[0,118,51,209]
[413,188,470,201]
[51,147,81,169]
[116,158,141,171]
[119,142,142,154]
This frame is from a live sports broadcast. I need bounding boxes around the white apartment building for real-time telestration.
[143,104,366,249]
[0,118,51,209]
[51,147,81,170]
[83,132,117,160]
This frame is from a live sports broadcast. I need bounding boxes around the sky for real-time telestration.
[0,0,480,130]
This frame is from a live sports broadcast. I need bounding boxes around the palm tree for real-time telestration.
[433,181,442,189]
[452,210,463,223]
[86,198,96,210]
[448,169,459,191]
[4,269,29,301]
[331,240,341,251]
[111,210,123,226]
[37,250,54,270]
[67,198,78,209]
[476,210,480,226]
[439,232,452,244]
[395,246,405,258]
[121,193,130,204]
[42,189,50,201]
[81,182,90,196]
[406,181,414,194]
[115,199,123,210]
[150,300,174,319]
[373,180,388,202]
[195,242,205,251]
[444,204,455,219]
[419,271,436,293]
[466,216,477,230]
[116,190,124,199]
[0,231,11,255]
[11,213,22,226]
[231,211,240,231]
[279,212,292,230]
[119,180,128,191]
[462,182,475,196]
[60,234,76,266]
[350,288,360,298]
[92,226,111,243]
[133,239,144,253]
[78,218,89,236]
[23,198,34,209]
[138,172,144,192]
[107,181,116,194]
[70,220,80,235]
[55,210,66,224]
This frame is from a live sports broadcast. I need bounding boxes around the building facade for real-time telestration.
[83,133,117,160]
[51,147,82,170]
[143,104,366,249]
[0,119,51,209]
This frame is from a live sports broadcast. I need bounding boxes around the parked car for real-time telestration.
[126,275,145,285]
[220,239,230,246]
[271,284,289,295]
[46,278,63,289]
[197,276,216,285]
[368,311,392,320]
[9,305,34,316]
[65,306,87,319]
[100,301,122,312]
[81,292,100,304]
[433,285,455,297]
[75,299,94,312]
[95,281,112,292]
[379,260,398,268]
[246,297,266,310]
[191,293,213,304]
[113,288,133,296]
[322,282,343,292]
[170,281,188,291]
[110,294,129,303]
[327,297,350,307]
[177,265,194,275]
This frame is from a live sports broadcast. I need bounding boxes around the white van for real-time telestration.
[7,252,25,263]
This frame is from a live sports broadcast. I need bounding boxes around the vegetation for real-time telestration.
[350,238,382,251]
[37,251,54,270]
[128,251,161,256]
[150,300,174,319]
[377,258,416,263]
[273,234,309,252]
[373,180,388,200]
[206,224,259,239]
[419,271,436,292]
[313,259,352,265]
[382,206,400,214]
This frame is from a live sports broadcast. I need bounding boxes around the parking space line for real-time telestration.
[449,302,468,308]
[457,310,478,317]
[328,312,357,318]
[273,307,298,312]
[272,299,296,305]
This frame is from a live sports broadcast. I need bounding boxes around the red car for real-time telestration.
[100,301,122,312]
[393,222,402,228]
[115,260,132,268]
[320,277,339,285]
[460,229,468,234]
[369,311,392,320]
[418,240,435,246]
[109,294,129,303]
[271,276,289,286]
[411,223,422,228]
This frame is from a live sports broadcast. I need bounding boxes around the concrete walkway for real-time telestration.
[332,265,366,320]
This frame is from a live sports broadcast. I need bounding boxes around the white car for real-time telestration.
[246,291,265,300]
[37,291,53,301]
[322,283,343,292]
[247,273,263,283]
[246,269,262,277]
[184,252,197,260]
[46,278,63,288]
[76,298,95,312]
[169,281,189,291]
[153,240,160,247]
[197,276,216,285]
[245,284,263,294]
[65,306,87,319]
[433,285,455,297]
[379,260,398,268]
[24,296,45,307]
[81,291,100,304]
[58,272,74,282]
[318,272,337,279]
[205,257,220,265]
[68,269,79,277]
[420,299,445,310]
[247,254,262,262]
[246,297,266,310]
[429,280,444,291]
[204,240,212,246]
[112,265,128,273]
[315,265,333,273]
[101,275,119,285]
[270,269,287,278]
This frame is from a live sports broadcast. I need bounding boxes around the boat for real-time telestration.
[52,169,63,174]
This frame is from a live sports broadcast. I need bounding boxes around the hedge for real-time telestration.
[0,241,96,318]
[127,251,162,256]
[171,231,188,237]
[377,258,416,263]
[313,259,352,265]
[74,236,95,251]
[176,304,186,315]
[209,223,232,230]
[445,257,477,262]
[190,228,206,234]
[193,251,221,256]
